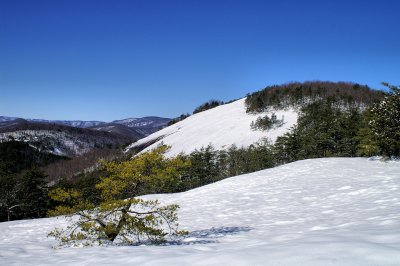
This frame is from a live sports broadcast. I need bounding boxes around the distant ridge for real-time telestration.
[0,119,136,157]
[0,116,171,138]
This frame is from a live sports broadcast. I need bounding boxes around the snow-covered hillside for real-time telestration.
[126,98,298,156]
[0,129,131,157]
[0,130,92,156]
[1,158,399,265]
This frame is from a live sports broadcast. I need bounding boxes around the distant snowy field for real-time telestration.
[1,158,399,265]
[126,98,298,156]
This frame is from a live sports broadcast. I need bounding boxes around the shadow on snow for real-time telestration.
[167,226,252,245]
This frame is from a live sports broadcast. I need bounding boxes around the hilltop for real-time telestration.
[127,98,298,156]
[126,81,384,157]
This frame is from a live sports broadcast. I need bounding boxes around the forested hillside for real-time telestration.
[1,81,399,223]
[0,141,67,175]
[245,81,384,112]
[0,120,135,157]
[0,141,68,221]
[244,81,390,163]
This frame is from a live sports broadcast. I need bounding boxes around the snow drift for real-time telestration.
[1,158,399,265]
[125,98,298,156]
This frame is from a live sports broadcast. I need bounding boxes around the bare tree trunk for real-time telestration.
[107,204,131,242]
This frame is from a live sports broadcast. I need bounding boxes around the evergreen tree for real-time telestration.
[97,145,190,196]
[274,129,301,164]
[186,145,220,187]
[0,174,19,221]
[193,100,224,114]
[356,110,380,156]
[369,83,400,157]
[244,140,276,172]
[19,169,49,218]
[271,100,365,161]
[48,146,188,247]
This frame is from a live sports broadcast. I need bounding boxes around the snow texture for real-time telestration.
[1,158,399,265]
[126,98,298,156]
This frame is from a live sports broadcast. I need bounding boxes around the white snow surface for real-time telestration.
[1,158,400,265]
[126,98,298,156]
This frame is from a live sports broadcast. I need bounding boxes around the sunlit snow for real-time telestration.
[1,158,399,265]
[126,98,298,156]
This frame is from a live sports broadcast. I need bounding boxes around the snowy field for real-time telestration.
[1,158,400,265]
[126,98,298,156]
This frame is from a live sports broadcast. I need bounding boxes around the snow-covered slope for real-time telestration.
[1,158,399,265]
[126,98,298,156]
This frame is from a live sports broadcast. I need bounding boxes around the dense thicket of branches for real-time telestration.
[0,169,49,222]
[273,100,367,163]
[245,81,384,113]
[369,83,400,157]
[0,141,66,221]
[0,141,67,175]
[193,100,224,114]
[179,142,276,190]
[250,113,284,131]
[167,113,191,126]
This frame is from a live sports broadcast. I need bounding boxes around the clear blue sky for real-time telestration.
[1,0,399,121]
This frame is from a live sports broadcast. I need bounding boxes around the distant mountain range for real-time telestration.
[0,116,171,139]
[0,120,135,157]
[0,116,171,157]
